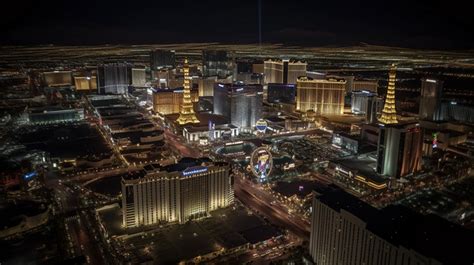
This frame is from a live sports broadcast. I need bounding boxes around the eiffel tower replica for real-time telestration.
[379,64,398,124]
[176,58,200,125]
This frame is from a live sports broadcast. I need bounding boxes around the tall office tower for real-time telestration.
[202,50,233,79]
[122,158,233,227]
[376,122,423,178]
[97,63,131,94]
[296,77,346,116]
[177,59,200,125]
[264,59,307,84]
[214,83,263,129]
[309,186,473,265]
[150,49,176,70]
[379,64,398,124]
[267,83,296,104]
[419,78,444,121]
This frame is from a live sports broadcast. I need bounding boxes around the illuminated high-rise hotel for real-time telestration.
[152,88,199,115]
[202,50,233,79]
[122,158,233,227]
[97,63,131,95]
[213,83,263,129]
[376,66,422,178]
[378,64,398,124]
[296,77,346,116]
[309,186,473,265]
[376,122,423,178]
[419,78,444,121]
[176,59,199,124]
[264,59,307,84]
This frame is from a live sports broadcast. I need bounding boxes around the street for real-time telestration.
[234,176,310,240]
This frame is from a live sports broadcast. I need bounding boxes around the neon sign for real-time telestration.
[182,166,208,176]
[24,171,37,180]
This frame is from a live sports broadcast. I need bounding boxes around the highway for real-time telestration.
[163,128,202,158]
[48,171,109,264]
[234,176,310,240]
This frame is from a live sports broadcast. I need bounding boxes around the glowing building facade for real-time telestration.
[213,83,263,129]
[121,158,233,227]
[97,63,131,95]
[264,59,307,84]
[375,65,422,178]
[378,64,398,124]
[296,77,346,115]
[376,123,423,178]
[352,80,378,93]
[152,88,198,115]
[131,68,147,87]
[74,76,97,91]
[176,59,199,124]
[198,77,217,97]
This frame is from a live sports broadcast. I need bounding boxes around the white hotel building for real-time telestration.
[121,158,233,227]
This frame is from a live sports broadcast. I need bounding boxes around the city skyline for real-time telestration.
[1,2,473,264]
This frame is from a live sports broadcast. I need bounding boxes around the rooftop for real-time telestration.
[316,185,474,265]
[97,204,281,264]
[122,157,221,181]
[332,155,386,185]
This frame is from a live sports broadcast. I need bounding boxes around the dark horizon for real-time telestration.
[2,0,474,50]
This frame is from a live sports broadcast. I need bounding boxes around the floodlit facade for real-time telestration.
[121,158,233,227]
[74,76,97,91]
[152,88,198,115]
[213,83,263,129]
[352,80,378,93]
[131,68,147,87]
[351,90,383,123]
[378,64,398,124]
[97,63,131,94]
[264,59,307,84]
[376,123,423,178]
[177,59,200,124]
[296,77,346,115]
[198,77,217,97]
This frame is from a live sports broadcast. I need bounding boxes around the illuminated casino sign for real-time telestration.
[250,147,273,181]
[23,171,37,180]
[432,132,438,148]
[182,166,208,176]
[255,119,268,132]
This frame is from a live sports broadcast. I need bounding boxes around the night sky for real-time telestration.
[2,0,473,49]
